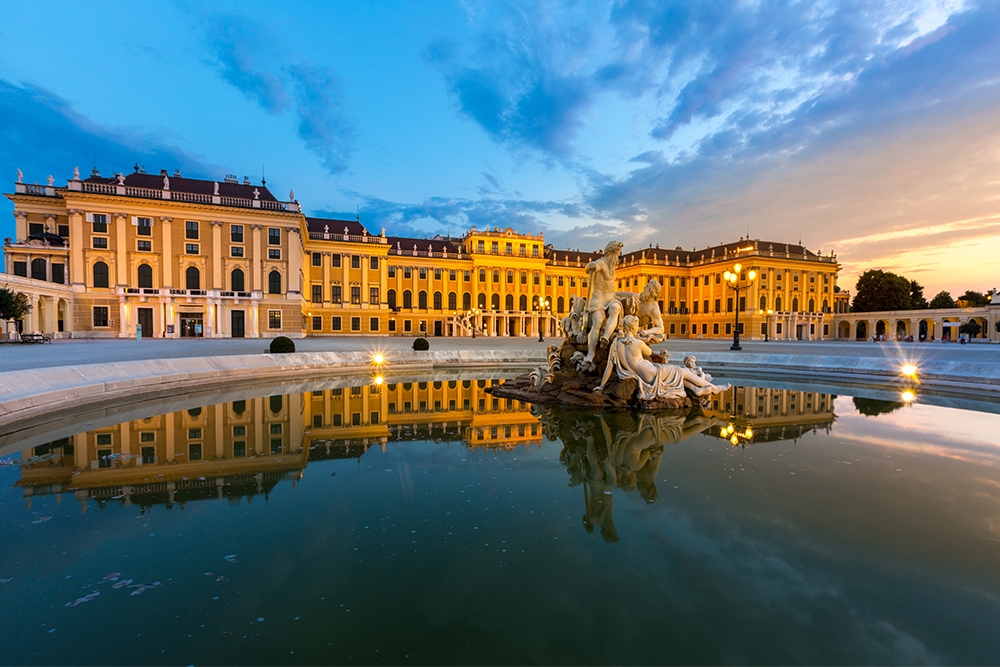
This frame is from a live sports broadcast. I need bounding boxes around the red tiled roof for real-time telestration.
[83,173,279,201]
[386,236,461,254]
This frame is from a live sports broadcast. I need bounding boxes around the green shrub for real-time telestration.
[412,337,430,351]
[269,336,296,354]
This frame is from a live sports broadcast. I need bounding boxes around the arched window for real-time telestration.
[775,296,782,311]
[759,295,767,311]
[792,297,799,312]
[433,291,442,309]
[491,293,500,310]
[478,293,486,309]
[268,270,281,294]
[505,294,514,311]
[186,266,201,290]
[387,289,397,310]
[269,395,282,414]
[463,292,471,310]
[92,261,109,288]
[31,258,46,281]
[557,296,565,313]
[231,268,245,292]
[519,295,527,311]
[137,264,153,288]
[822,299,829,313]
[448,292,457,310]
[418,290,427,309]
[532,295,540,309]
[403,290,412,308]
[808,298,815,313]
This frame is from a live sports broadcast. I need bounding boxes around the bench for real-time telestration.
[19,333,50,344]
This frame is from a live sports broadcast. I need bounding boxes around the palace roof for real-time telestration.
[83,171,279,201]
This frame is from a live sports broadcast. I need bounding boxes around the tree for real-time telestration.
[929,291,956,309]
[957,290,987,306]
[909,280,928,309]
[0,287,31,322]
[959,320,981,337]
[852,270,912,312]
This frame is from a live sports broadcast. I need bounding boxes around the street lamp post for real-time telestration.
[536,297,551,342]
[724,263,756,351]
[468,308,480,338]
[758,309,774,342]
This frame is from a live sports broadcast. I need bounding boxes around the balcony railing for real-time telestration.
[65,181,301,212]
[387,247,465,259]
[309,232,387,244]
[118,287,260,299]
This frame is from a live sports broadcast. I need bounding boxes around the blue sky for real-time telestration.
[2,0,998,296]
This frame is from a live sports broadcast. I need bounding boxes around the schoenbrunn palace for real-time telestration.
[3,167,847,340]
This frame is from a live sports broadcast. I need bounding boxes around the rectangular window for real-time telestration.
[570,278,575,287]
[188,428,202,440]
[449,270,456,281]
[419,268,427,279]
[546,276,552,286]
[29,222,43,235]
[370,256,378,270]
[136,217,152,236]
[680,324,687,334]
[716,274,721,284]
[464,271,470,281]
[351,255,360,269]
[692,302,698,314]
[726,323,732,334]
[558,277,564,286]
[776,322,783,334]
[505,243,512,255]
[493,270,499,283]
[230,246,243,257]
[331,285,342,302]
[188,443,202,461]
[93,306,109,327]
[312,253,322,266]
[333,414,342,426]
[478,240,485,253]
[727,297,733,312]
[369,287,379,305]
[388,319,396,332]
[351,286,361,304]
[704,299,709,313]
[91,213,108,233]
[670,277,676,287]
[351,412,362,426]
[404,267,412,279]
[96,433,112,446]
[58,224,70,237]
[233,425,246,437]
[491,241,498,253]
[52,264,64,283]
[434,268,442,280]
[269,423,282,435]
[186,243,199,254]
[713,323,720,335]
[185,221,199,239]
[268,310,281,329]
[480,269,487,281]
[388,265,396,278]
[702,323,708,334]
[268,228,281,245]
[270,439,282,454]
[332,254,341,268]
[681,278,686,288]
[137,240,152,252]
[268,248,281,259]
[312,285,322,303]
[694,277,699,287]
[519,244,526,256]
[331,316,341,331]
[370,317,379,331]
[141,446,156,464]
[761,322,767,335]
[714,299,721,313]
[669,323,676,334]
[351,317,361,331]
[403,319,412,332]
[93,237,108,249]
[231,225,244,243]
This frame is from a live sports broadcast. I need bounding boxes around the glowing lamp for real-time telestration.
[901,390,914,402]
[746,428,753,438]
[375,376,384,385]
[724,271,731,280]
[734,264,742,273]
[373,354,384,364]
[730,435,739,445]
[748,270,756,280]
[902,364,916,377]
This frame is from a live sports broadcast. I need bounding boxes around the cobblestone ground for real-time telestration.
[0,335,996,373]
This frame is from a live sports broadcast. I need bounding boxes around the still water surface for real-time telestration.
[2,380,999,665]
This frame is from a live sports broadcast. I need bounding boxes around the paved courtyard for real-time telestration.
[0,335,996,373]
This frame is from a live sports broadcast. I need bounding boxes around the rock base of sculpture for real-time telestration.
[486,341,697,411]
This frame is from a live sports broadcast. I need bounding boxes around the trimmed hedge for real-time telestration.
[412,337,430,351]
[269,336,296,354]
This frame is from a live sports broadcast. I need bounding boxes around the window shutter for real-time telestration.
[86,212,94,222]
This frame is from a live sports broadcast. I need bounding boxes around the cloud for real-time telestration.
[0,78,217,238]
[202,13,355,175]
[286,65,354,175]
[204,14,290,114]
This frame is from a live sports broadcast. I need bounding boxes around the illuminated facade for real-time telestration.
[5,168,842,340]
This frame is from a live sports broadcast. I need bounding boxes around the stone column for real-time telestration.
[114,213,128,286]
[378,254,387,309]
[287,227,302,296]
[251,225,263,291]
[120,422,131,459]
[165,416,175,463]
[27,295,38,333]
[13,210,28,241]
[67,209,85,288]
[214,404,225,460]
[119,298,128,337]
[211,221,223,290]
[361,254,369,309]
[160,217,173,287]
[254,398,264,455]
[322,252,331,306]
[342,254,350,305]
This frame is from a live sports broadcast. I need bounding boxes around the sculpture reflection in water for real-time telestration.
[541,407,725,543]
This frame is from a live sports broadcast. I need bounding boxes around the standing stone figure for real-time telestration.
[615,278,665,343]
[581,239,625,369]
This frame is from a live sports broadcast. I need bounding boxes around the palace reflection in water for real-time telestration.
[15,383,836,534]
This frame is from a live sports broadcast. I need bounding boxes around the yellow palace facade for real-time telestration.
[4,167,845,340]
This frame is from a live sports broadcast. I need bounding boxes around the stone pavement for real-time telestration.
[0,335,996,373]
